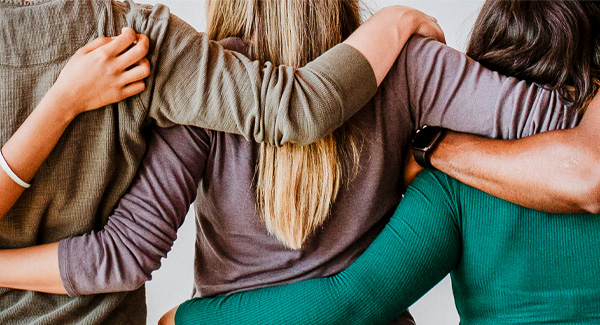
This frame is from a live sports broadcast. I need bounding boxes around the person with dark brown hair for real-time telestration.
[425,0,600,213]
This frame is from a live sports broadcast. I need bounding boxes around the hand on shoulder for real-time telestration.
[45,27,151,119]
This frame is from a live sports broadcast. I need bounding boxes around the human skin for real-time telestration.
[427,92,600,214]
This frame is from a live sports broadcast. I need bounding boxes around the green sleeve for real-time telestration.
[175,171,462,324]
[128,3,377,146]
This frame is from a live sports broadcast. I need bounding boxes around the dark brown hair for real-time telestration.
[467,0,600,110]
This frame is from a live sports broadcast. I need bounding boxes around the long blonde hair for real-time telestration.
[207,0,363,249]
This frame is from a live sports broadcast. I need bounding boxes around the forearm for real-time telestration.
[431,129,600,213]
[0,243,65,294]
[344,6,442,86]
[0,93,75,218]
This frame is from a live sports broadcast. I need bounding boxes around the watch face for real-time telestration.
[412,126,443,150]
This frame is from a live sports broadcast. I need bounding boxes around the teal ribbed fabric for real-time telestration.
[175,170,600,324]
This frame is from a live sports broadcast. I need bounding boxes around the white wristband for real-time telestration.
[0,151,31,189]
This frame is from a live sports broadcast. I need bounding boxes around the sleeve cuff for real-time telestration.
[306,43,378,123]
[58,238,80,297]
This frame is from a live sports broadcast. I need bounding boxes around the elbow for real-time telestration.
[582,201,600,215]
[112,263,156,292]
[578,183,600,214]
[274,128,324,147]
[572,156,600,214]
[125,270,154,291]
[294,134,320,146]
[112,280,145,293]
[271,102,338,146]
[551,139,600,214]
[127,256,163,291]
[569,127,600,214]
[104,246,165,293]
[293,125,335,146]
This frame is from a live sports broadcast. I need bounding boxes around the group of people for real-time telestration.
[1,0,599,324]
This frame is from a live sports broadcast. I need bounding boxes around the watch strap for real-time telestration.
[413,147,434,170]
[411,126,446,170]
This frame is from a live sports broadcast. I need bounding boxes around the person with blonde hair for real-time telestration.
[0,0,594,324]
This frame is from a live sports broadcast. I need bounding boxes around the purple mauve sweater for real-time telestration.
[59,36,579,322]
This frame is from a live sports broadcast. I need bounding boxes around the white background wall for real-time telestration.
[141,1,485,324]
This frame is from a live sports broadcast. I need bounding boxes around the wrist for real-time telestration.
[371,6,417,52]
[387,7,418,52]
[398,8,420,36]
[38,89,79,123]
[429,131,482,172]
[411,125,446,169]
[429,130,454,169]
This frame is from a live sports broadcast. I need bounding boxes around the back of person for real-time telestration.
[193,42,410,297]
[442,173,600,323]
[0,1,156,322]
[457,4,600,318]
[192,28,415,320]
[192,6,411,324]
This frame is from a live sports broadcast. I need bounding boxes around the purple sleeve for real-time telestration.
[388,36,580,139]
[58,126,210,297]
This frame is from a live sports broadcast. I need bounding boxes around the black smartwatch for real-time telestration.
[411,125,446,170]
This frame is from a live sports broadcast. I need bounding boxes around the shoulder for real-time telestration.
[407,170,463,213]
[405,35,464,61]
[218,37,250,57]
[381,35,470,91]
[150,125,213,157]
[376,35,464,110]
[112,0,171,23]
[111,0,197,39]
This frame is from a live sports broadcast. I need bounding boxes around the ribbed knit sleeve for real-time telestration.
[174,171,461,324]
[125,0,377,146]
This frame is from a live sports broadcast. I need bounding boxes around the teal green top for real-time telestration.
[175,170,600,324]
